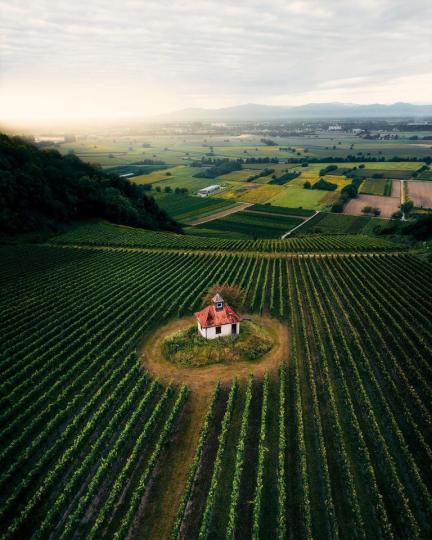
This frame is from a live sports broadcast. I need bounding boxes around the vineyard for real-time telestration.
[50,221,404,252]
[1,239,431,539]
[195,210,304,238]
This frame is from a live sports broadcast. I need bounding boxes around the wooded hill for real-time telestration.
[0,134,181,235]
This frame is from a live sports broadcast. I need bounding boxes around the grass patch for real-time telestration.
[270,187,327,210]
[162,321,273,367]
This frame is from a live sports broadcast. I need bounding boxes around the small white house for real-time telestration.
[195,293,241,340]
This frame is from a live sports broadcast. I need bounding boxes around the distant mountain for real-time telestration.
[162,102,432,121]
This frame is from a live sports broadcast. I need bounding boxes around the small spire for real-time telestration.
[212,293,224,304]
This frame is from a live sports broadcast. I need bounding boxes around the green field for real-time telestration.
[248,204,315,217]
[56,132,432,172]
[360,178,392,196]
[270,186,330,209]
[297,212,391,234]
[151,193,236,222]
[195,211,304,238]
[1,237,430,539]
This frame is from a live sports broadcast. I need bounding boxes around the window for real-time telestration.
[216,302,223,310]
[215,326,221,335]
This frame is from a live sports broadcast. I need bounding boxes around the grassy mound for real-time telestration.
[162,320,273,367]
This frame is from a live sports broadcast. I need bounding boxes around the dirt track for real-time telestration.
[188,203,252,225]
[138,315,289,394]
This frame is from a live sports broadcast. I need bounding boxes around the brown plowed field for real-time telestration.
[407,181,432,209]
[344,194,400,218]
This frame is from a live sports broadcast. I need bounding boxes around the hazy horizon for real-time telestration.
[1,0,431,126]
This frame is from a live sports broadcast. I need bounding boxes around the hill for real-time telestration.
[162,102,432,121]
[0,134,181,235]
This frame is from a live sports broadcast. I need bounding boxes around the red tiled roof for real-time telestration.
[195,302,241,329]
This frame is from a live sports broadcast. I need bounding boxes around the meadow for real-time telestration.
[1,231,430,539]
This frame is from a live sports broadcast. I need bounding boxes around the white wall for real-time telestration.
[197,322,240,340]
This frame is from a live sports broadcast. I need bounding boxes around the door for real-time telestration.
[231,324,237,335]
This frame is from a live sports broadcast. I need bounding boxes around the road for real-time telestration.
[188,203,252,226]
[281,211,319,238]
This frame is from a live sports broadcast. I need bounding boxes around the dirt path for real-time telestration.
[138,315,289,393]
[136,315,289,539]
[188,203,252,226]
[282,211,319,238]
[137,392,209,540]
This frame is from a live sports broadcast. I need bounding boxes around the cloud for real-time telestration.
[0,0,431,121]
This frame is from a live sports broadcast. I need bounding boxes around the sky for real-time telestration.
[1,0,431,124]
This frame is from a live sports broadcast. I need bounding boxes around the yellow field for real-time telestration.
[235,184,285,204]
[133,166,181,184]
[288,171,350,191]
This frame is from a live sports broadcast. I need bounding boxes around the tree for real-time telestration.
[202,284,248,311]
[401,201,414,215]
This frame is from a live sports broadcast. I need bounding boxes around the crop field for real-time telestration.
[297,212,389,235]
[133,166,219,193]
[360,178,392,196]
[407,181,432,209]
[344,194,400,218]
[248,204,315,217]
[333,168,415,180]
[223,184,285,204]
[270,186,329,209]
[50,221,403,252]
[1,240,431,539]
[195,211,304,239]
[55,132,432,171]
[151,193,236,222]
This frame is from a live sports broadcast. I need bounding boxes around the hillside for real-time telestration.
[0,134,181,235]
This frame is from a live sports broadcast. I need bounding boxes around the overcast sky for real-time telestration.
[1,0,431,123]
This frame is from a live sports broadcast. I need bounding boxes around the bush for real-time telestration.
[312,178,337,191]
[304,181,312,189]
[202,284,248,310]
[331,202,345,213]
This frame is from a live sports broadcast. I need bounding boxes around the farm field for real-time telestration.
[55,133,432,172]
[270,186,330,210]
[392,180,401,198]
[344,194,400,218]
[360,178,392,196]
[1,240,431,539]
[222,184,285,204]
[195,210,304,239]
[50,221,403,252]
[298,213,374,234]
[407,181,432,209]
[248,204,315,217]
[151,193,237,222]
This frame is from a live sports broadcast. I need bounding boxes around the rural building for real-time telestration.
[197,184,221,197]
[195,293,241,339]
